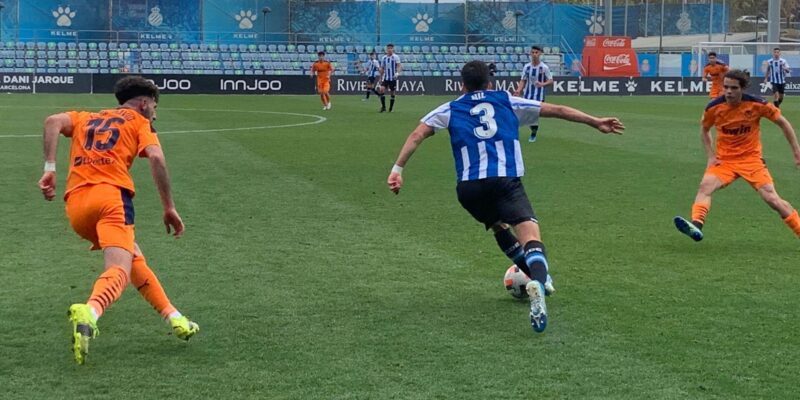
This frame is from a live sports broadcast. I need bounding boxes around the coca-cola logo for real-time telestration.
[602,38,627,48]
[603,54,632,70]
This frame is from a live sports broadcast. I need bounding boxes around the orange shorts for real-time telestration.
[705,159,773,190]
[317,81,330,94]
[65,184,135,253]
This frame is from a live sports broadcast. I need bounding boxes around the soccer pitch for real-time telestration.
[1,93,799,398]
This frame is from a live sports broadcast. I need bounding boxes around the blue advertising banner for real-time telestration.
[112,0,201,42]
[553,4,595,51]
[0,0,19,42]
[637,53,658,77]
[203,0,289,43]
[381,3,465,45]
[639,4,727,38]
[290,1,376,44]
[18,0,111,41]
[466,2,554,46]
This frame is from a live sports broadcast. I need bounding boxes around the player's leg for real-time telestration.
[528,125,539,142]
[132,244,199,340]
[498,178,549,332]
[389,85,396,112]
[364,80,372,100]
[491,223,530,276]
[68,246,132,364]
[378,82,387,112]
[756,184,800,237]
[675,168,730,241]
[513,220,548,332]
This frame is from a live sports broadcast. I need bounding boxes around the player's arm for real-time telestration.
[700,125,717,166]
[38,113,73,201]
[396,60,402,78]
[538,102,624,134]
[514,78,527,96]
[142,144,184,237]
[764,64,771,82]
[309,63,316,79]
[772,116,800,166]
[702,66,709,81]
[387,123,435,194]
[539,67,554,87]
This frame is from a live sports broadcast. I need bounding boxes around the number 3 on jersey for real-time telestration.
[84,117,124,151]
[470,103,498,139]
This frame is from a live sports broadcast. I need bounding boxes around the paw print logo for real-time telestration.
[235,10,257,30]
[52,6,77,27]
[586,14,604,35]
[625,79,637,92]
[760,81,773,93]
[412,13,433,33]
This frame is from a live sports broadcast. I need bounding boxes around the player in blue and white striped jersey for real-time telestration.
[514,46,553,143]
[361,52,381,101]
[387,61,624,333]
[378,44,402,112]
[765,47,792,108]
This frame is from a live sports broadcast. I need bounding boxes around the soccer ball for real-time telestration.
[504,265,531,299]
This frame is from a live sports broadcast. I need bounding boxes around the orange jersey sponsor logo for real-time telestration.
[65,107,160,197]
[312,60,333,82]
[702,94,781,161]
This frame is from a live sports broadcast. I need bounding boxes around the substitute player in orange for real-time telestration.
[702,52,729,99]
[37,76,199,365]
[675,70,800,241]
[311,50,334,110]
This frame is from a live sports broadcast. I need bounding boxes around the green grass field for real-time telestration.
[1,92,799,399]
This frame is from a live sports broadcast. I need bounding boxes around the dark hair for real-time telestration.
[386,43,394,48]
[708,51,717,57]
[531,45,543,52]
[774,47,781,51]
[724,69,750,89]
[317,51,325,56]
[461,60,490,91]
[114,76,159,105]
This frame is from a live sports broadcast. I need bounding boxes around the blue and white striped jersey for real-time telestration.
[521,62,552,101]
[421,90,542,182]
[766,58,791,84]
[365,59,380,78]
[380,54,401,81]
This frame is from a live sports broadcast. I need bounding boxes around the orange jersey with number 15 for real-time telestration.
[702,94,781,162]
[64,108,160,198]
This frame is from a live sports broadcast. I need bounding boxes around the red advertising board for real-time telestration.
[582,36,639,77]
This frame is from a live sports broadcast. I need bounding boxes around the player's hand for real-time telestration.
[534,82,543,88]
[38,171,56,201]
[793,151,800,168]
[513,90,521,97]
[595,117,625,135]
[163,208,185,238]
[387,172,404,195]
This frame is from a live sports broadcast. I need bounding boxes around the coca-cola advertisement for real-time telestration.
[582,36,639,77]
[584,36,631,49]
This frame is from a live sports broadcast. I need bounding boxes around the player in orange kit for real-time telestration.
[702,52,729,99]
[674,70,800,241]
[311,51,334,110]
[37,76,199,365]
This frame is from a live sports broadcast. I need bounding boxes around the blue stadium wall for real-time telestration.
[0,1,727,53]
